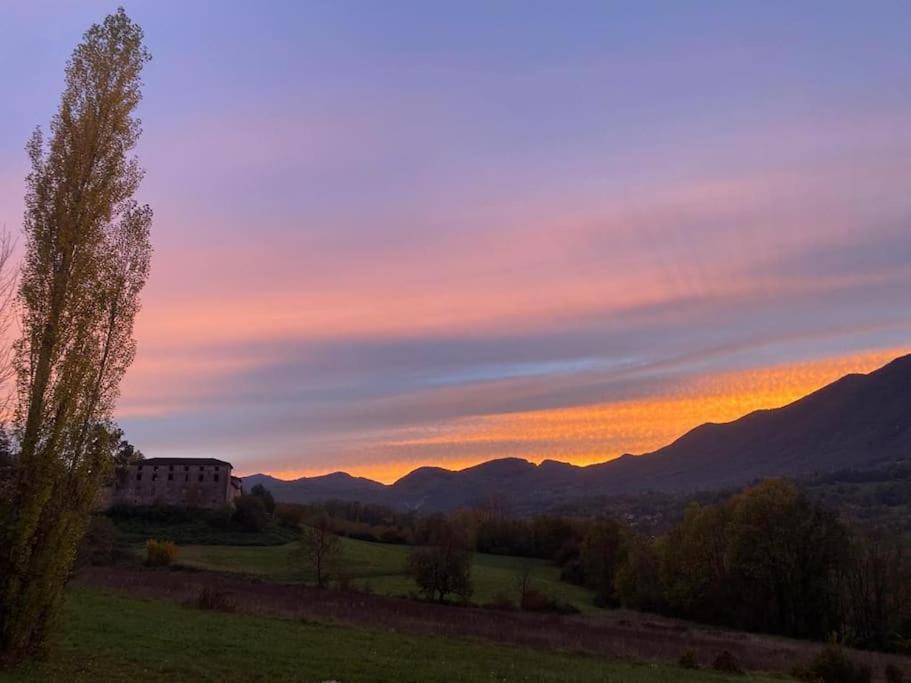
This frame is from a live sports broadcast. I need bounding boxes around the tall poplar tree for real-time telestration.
[0,9,152,663]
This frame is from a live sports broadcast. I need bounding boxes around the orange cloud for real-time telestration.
[271,347,906,483]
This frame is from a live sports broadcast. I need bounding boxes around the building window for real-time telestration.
[167,473,174,481]
[136,473,142,481]
[198,474,204,482]
[184,465,189,471]
[152,474,157,481]
[214,474,219,482]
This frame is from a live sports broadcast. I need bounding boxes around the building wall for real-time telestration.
[113,462,235,509]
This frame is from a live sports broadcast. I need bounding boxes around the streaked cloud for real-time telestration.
[1,2,910,481]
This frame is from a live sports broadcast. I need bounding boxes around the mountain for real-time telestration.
[243,353,911,511]
[242,471,386,504]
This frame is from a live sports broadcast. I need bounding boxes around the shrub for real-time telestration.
[712,650,743,675]
[793,645,871,683]
[516,588,578,614]
[145,539,178,567]
[232,494,269,532]
[483,592,516,611]
[194,586,233,612]
[886,664,905,683]
[678,651,699,669]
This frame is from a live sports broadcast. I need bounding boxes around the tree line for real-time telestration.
[276,478,911,653]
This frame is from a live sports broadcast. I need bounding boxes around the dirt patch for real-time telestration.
[74,564,910,679]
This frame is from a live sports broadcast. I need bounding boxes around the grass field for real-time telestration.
[175,536,598,611]
[0,588,780,682]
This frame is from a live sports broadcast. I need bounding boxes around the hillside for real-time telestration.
[245,353,911,511]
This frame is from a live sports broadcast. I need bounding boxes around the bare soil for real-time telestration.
[74,564,911,680]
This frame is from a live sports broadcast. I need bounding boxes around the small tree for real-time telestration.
[407,519,473,603]
[250,483,275,514]
[293,517,342,588]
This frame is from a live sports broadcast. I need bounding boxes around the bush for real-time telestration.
[886,664,905,683]
[194,586,233,611]
[678,651,699,670]
[520,587,553,611]
[712,650,743,675]
[232,495,268,532]
[483,592,516,611]
[145,539,178,567]
[793,645,871,683]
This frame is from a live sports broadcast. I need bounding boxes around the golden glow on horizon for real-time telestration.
[250,348,907,484]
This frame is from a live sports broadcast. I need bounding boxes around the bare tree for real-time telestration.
[293,517,342,588]
[0,9,152,664]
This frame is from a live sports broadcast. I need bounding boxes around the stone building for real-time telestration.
[112,457,243,508]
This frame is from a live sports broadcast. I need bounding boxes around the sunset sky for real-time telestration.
[1,2,910,482]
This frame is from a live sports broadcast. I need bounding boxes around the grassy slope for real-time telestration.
[1,589,778,683]
[176,536,597,611]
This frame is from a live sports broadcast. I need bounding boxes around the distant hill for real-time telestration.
[243,471,386,505]
[244,353,911,512]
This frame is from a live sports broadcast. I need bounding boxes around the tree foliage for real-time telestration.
[407,518,473,603]
[231,494,269,533]
[0,9,152,664]
[249,484,275,514]
[610,479,911,649]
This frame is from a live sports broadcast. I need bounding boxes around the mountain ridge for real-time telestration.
[243,353,911,511]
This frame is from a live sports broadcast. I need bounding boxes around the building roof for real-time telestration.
[139,457,233,468]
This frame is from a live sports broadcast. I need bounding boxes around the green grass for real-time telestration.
[176,536,597,611]
[0,588,779,682]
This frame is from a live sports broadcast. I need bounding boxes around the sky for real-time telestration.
[1,1,910,482]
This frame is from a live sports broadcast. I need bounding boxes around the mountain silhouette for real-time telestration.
[244,353,911,511]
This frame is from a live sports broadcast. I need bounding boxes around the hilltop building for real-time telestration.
[111,457,243,509]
